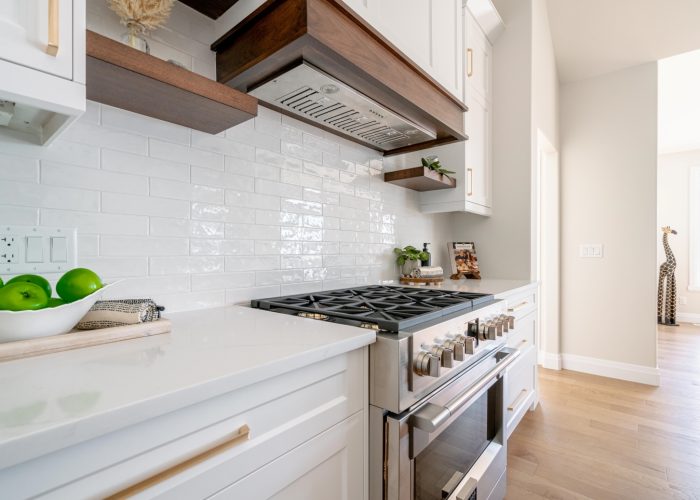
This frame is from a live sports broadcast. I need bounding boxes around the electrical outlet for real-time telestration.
[0,226,77,274]
[0,235,18,264]
[579,244,604,258]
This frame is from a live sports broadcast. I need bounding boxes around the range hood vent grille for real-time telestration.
[250,63,436,151]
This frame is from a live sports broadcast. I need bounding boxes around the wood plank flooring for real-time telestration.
[506,323,700,499]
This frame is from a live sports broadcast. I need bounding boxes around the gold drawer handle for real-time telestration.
[508,389,528,411]
[46,0,59,56]
[467,168,473,196]
[107,424,250,498]
[466,48,473,77]
[508,300,529,312]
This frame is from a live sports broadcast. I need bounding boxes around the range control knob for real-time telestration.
[453,334,476,355]
[466,319,480,347]
[431,344,454,368]
[444,339,465,361]
[497,315,510,333]
[414,351,440,377]
[480,321,497,340]
[506,315,516,329]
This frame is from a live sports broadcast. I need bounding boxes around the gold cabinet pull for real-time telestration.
[508,389,528,411]
[46,0,59,56]
[466,48,473,77]
[467,168,473,196]
[107,424,250,498]
[508,300,529,312]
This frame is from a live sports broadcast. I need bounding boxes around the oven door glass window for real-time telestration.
[413,385,497,500]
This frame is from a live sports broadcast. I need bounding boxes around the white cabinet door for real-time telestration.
[465,93,491,208]
[211,412,365,500]
[465,10,491,103]
[374,0,432,72]
[431,0,463,100]
[0,0,74,79]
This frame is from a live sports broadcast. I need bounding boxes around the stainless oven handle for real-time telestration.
[411,347,520,433]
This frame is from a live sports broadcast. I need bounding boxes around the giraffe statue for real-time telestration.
[658,226,678,325]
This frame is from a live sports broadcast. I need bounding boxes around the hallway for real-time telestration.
[506,324,700,499]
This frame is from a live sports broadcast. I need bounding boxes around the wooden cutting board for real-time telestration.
[399,276,444,286]
[0,319,172,362]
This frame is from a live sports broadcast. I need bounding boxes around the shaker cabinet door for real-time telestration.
[0,0,74,79]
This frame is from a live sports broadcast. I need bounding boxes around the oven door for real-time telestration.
[383,346,519,500]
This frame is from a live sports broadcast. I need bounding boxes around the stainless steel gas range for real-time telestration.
[251,285,519,500]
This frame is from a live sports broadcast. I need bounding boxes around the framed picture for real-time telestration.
[447,242,481,279]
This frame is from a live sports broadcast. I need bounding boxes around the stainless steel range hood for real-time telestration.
[211,0,467,155]
[250,63,435,150]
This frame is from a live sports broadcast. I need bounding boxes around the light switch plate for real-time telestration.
[579,244,604,258]
[0,226,77,274]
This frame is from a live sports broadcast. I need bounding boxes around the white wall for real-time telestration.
[0,1,453,312]
[560,63,659,383]
[658,49,700,154]
[658,150,700,319]
[451,0,534,280]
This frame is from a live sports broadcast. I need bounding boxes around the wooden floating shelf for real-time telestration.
[384,166,457,191]
[86,30,257,134]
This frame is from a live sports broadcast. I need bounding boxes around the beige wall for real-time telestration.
[560,63,658,372]
[658,150,700,318]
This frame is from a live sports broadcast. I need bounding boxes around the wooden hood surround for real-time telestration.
[211,0,468,155]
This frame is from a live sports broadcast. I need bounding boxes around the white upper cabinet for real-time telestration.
[341,0,463,101]
[0,0,85,145]
[383,5,497,216]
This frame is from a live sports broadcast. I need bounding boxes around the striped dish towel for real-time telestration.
[76,299,163,330]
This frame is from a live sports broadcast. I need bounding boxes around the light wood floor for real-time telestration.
[506,323,700,500]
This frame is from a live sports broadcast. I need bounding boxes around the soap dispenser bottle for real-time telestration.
[421,243,431,266]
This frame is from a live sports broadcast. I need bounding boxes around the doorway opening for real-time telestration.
[534,130,561,369]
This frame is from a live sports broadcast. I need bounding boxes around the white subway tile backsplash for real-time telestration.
[41,209,148,235]
[102,193,190,219]
[150,138,224,170]
[0,153,39,182]
[102,149,190,181]
[101,105,190,145]
[192,166,255,191]
[62,122,148,154]
[80,257,149,278]
[191,271,256,291]
[0,93,447,311]
[191,131,256,161]
[0,181,99,211]
[150,256,224,275]
[191,239,254,256]
[42,161,149,195]
[100,236,189,256]
[0,205,39,225]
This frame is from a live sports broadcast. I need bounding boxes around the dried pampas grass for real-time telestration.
[108,0,174,30]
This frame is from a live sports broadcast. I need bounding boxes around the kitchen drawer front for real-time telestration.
[209,411,365,500]
[507,309,536,350]
[501,286,537,319]
[1,349,366,499]
[505,345,537,438]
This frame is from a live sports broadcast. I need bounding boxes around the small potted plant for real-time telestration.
[394,246,429,276]
[421,155,455,178]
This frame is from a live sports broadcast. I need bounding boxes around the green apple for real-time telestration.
[47,297,66,308]
[0,282,49,311]
[7,274,52,299]
[56,268,103,303]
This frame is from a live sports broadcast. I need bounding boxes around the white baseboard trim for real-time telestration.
[538,351,562,370]
[676,312,700,323]
[561,354,660,386]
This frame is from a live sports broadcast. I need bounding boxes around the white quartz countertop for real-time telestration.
[386,278,536,297]
[0,306,375,469]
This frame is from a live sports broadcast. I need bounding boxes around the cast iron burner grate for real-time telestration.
[251,285,494,332]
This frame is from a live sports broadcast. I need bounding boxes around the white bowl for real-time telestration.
[0,282,118,343]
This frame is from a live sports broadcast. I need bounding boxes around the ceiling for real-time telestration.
[546,0,700,83]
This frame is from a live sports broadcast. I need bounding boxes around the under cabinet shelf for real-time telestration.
[85,30,257,134]
[384,166,457,191]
